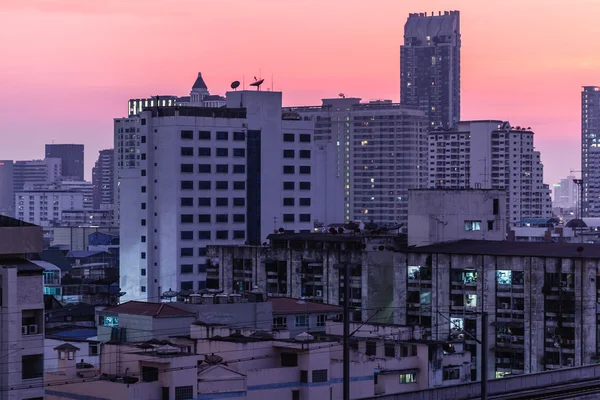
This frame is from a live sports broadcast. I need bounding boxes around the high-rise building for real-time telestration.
[582,86,600,217]
[115,90,341,302]
[13,158,62,192]
[0,161,13,217]
[552,175,578,210]
[427,120,552,225]
[401,11,461,128]
[45,144,85,181]
[287,98,428,226]
[92,149,115,210]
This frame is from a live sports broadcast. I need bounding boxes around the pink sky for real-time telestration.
[0,0,596,185]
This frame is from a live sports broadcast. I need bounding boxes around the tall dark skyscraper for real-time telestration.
[45,144,84,181]
[582,86,600,217]
[400,11,461,129]
[92,149,115,209]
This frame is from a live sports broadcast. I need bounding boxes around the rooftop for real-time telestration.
[267,298,342,314]
[102,301,195,318]
[0,215,36,227]
[412,240,599,258]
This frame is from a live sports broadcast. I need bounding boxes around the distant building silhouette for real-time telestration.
[92,149,114,210]
[582,86,600,217]
[45,144,84,181]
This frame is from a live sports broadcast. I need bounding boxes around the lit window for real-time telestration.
[464,221,481,231]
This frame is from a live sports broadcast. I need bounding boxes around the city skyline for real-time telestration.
[1,0,597,186]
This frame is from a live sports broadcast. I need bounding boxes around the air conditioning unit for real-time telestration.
[22,326,28,335]
[316,290,323,297]
[28,325,38,335]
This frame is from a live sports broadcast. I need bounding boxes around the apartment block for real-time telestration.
[92,149,115,210]
[13,158,62,192]
[15,186,84,227]
[582,86,600,217]
[428,120,552,225]
[287,98,428,226]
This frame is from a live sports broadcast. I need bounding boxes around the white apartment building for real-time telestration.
[427,120,552,225]
[553,175,578,210]
[15,187,84,227]
[13,158,62,192]
[287,98,428,227]
[0,217,45,400]
[115,90,340,302]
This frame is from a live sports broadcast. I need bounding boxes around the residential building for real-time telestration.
[45,144,85,181]
[92,149,115,210]
[115,90,339,302]
[55,180,94,210]
[15,185,84,227]
[582,86,600,217]
[408,189,507,246]
[287,97,428,226]
[0,216,45,400]
[427,120,552,225]
[507,217,576,243]
[0,160,13,216]
[61,209,114,227]
[47,226,119,251]
[552,175,578,210]
[267,297,341,336]
[13,158,62,192]
[401,11,461,128]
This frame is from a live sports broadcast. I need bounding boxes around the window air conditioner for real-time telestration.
[22,326,28,335]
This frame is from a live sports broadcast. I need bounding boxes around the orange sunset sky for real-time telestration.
[0,0,596,186]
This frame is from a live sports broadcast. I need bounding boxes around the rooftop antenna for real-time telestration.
[230,81,240,91]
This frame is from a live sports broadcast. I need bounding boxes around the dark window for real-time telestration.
[198,164,211,173]
[299,182,311,190]
[299,166,311,174]
[180,164,193,173]
[141,134,147,143]
[487,220,494,230]
[300,198,311,206]
[216,131,228,140]
[281,352,298,367]
[283,133,295,142]
[283,198,295,206]
[141,219,146,226]
[181,147,194,156]
[198,231,211,240]
[141,285,146,293]
[299,134,311,142]
[141,268,146,276]
[141,169,146,176]
[233,181,246,190]
[175,386,194,400]
[181,214,193,223]
[366,341,377,356]
[142,366,159,382]
[141,235,147,242]
[198,147,211,156]
[283,214,294,222]
[198,181,211,190]
[283,182,295,190]
[180,181,194,190]
[233,230,245,239]
[181,265,193,274]
[233,131,245,141]
[312,369,328,383]
[384,343,396,357]
[300,370,308,383]
[180,282,193,291]
[283,150,295,158]
[233,214,245,223]
[233,165,245,173]
[216,230,228,240]
[199,130,211,140]
[141,252,146,259]
[216,148,228,157]
[300,214,311,222]
[283,165,295,174]
[216,181,228,190]
[141,153,146,160]
[233,148,245,157]
[22,355,43,380]
[493,199,499,215]
[198,197,211,206]
[216,164,228,173]
[299,150,311,159]
[180,231,193,240]
[292,390,300,400]
[141,186,146,193]
[180,248,193,257]
[141,203,146,209]
[198,248,207,257]
[216,214,228,223]
[216,198,228,206]
[180,197,193,207]
[198,214,211,223]
[233,198,245,206]
[181,130,193,140]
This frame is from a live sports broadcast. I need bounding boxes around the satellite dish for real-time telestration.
[250,78,264,91]
[231,81,240,90]
[339,93,346,98]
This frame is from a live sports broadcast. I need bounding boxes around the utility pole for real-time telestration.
[343,263,350,400]
[481,311,488,400]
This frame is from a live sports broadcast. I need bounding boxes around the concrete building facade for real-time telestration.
[401,11,461,128]
[287,98,428,226]
[427,120,552,226]
[552,175,578,210]
[115,91,340,302]
[0,161,13,217]
[582,86,600,217]
[45,144,84,181]
[13,158,62,192]
[408,189,507,246]
[15,186,84,227]
[92,149,115,210]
